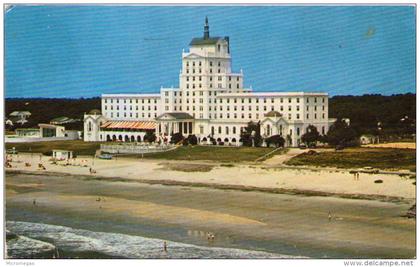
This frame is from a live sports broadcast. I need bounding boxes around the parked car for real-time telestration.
[98,153,112,160]
[299,144,307,149]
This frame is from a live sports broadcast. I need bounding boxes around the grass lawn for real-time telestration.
[6,140,104,156]
[141,146,286,162]
[286,147,416,171]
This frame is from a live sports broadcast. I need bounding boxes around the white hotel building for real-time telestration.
[84,18,336,147]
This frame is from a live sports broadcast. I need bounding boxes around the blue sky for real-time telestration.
[5,5,416,98]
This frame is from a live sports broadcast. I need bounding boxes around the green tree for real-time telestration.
[265,135,285,148]
[240,121,262,147]
[327,119,359,147]
[143,131,156,143]
[301,125,320,146]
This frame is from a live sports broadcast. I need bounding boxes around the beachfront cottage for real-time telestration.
[84,18,336,147]
[52,150,74,161]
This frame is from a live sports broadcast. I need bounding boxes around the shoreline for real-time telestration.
[6,169,414,204]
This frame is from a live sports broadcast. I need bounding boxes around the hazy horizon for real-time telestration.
[5,5,416,98]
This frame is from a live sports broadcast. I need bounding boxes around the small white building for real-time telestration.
[52,150,74,160]
[39,123,65,138]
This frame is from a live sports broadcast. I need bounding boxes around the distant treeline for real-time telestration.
[329,93,415,137]
[5,97,101,130]
[5,93,416,136]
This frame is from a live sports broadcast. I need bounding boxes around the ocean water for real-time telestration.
[6,221,302,259]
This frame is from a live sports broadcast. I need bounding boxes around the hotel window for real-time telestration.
[315,98,318,103]
[241,106,244,111]
[297,106,300,111]
[220,114,223,119]
[264,98,267,103]
[165,99,169,103]
[288,114,291,120]
[199,69,202,73]
[248,98,252,103]
[314,114,317,119]
[256,114,259,119]
[241,114,245,119]
[187,69,189,74]
[218,84,222,88]
[307,98,309,103]
[256,99,259,103]
[227,114,230,119]
[117,99,119,103]
[234,113,237,119]
[249,114,252,119]
[288,106,291,111]
[148,99,151,104]
[297,114,300,119]
[218,44,221,52]
[271,98,274,103]
[199,84,202,88]
[322,113,325,119]
[142,99,144,104]
[307,106,309,111]
[297,128,300,136]
[104,99,107,104]
[271,106,274,111]
[218,69,221,73]
[154,106,157,111]
[186,62,189,67]
[314,106,317,111]
[193,76,195,81]
[148,113,151,118]
[322,126,325,135]
[154,99,157,104]
[322,106,325,111]
[210,61,213,66]
[234,106,237,111]
[249,106,252,111]
[237,77,239,81]
[322,98,325,103]
[256,106,259,111]
[280,98,283,103]
[264,106,267,111]
[306,114,309,119]
[288,98,291,103]
[229,84,232,89]
[210,69,212,73]
[241,98,244,103]
[229,76,232,81]
[165,106,169,111]
[225,126,229,134]
[210,84,213,88]
[237,84,239,89]
[297,98,300,103]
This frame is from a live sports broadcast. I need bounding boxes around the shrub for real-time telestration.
[265,135,285,148]
[170,132,184,144]
[187,135,198,145]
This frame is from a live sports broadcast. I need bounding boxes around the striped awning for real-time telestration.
[101,120,156,130]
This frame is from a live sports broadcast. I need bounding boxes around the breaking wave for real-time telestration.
[6,221,304,259]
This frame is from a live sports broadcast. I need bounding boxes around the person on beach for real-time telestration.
[328,211,332,221]
[33,199,36,206]
[163,241,167,252]
[356,172,360,180]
